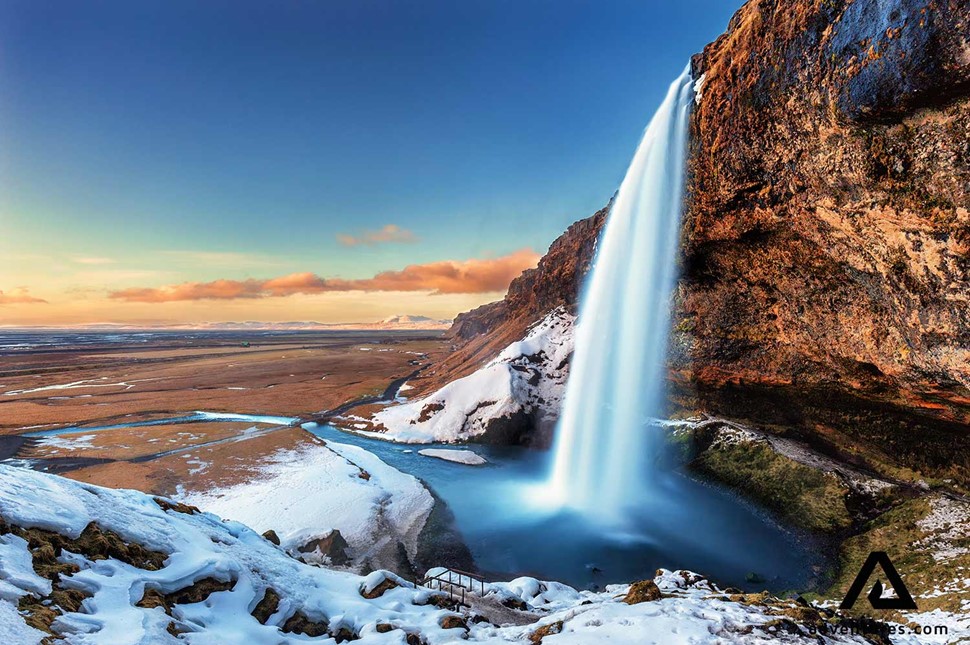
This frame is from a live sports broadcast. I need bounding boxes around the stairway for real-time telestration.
[417,568,538,627]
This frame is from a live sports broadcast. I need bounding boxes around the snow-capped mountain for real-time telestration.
[374,315,452,330]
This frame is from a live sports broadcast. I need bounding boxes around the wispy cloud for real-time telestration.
[0,288,47,305]
[109,249,540,302]
[337,224,418,247]
[72,257,117,265]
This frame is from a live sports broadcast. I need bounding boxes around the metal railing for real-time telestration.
[417,568,487,607]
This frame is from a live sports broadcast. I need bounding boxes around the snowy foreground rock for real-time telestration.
[177,437,433,572]
[372,308,573,444]
[2,464,962,644]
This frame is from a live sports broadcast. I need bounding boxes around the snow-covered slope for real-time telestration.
[0,465,962,644]
[371,308,574,444]
[0,465,454,644]
[177,437,433,571]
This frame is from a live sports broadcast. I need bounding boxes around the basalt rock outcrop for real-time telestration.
[675,0,970,484]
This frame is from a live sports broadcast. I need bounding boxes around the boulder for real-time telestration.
[298,529,350,566]
[623,580,663,604]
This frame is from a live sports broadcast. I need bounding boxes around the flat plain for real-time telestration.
[0,329,448,494]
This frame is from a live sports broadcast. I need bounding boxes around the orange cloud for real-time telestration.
[109,249,540,303]
[337,224,417,246]
[0,288,47,305]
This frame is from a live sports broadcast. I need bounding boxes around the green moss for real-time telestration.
[674,317,696,333]
[692,440,853,533]
[821,498,970,617]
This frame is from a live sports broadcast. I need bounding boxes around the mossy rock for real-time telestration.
[529,620,564,644]
[251,588,281,624]
[623,580,663,604]
[692,439,853,533]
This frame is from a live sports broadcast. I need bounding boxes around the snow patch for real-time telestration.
[177,439,433,569]
[0,600,44,645]
[33,434,98,453]
[693,72,707,105]
[418,449,487,466]
[0,534,52,599]
[915,495,970,562]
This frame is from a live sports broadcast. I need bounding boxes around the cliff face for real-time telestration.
[420,0,970,477]
[676,0,970,481]
[417,206,606,396]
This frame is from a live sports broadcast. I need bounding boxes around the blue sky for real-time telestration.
[0,0,738,324]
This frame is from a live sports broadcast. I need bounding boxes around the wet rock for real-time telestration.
[359,572,399,599]
[251,588,280,624]
[529,620,564,644]
[298,529,350,566]
[281,611,329,637]
[261,529,281,545]
[165,577,236,605]
[135,589,169,611]
[681,0,970,483]
[439,614,467,630]
[153,497,199,515]
[827,0,970,122]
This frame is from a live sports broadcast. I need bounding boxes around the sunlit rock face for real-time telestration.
[403,209,607,445]
[423,0,969,483]
[677,0,970,480]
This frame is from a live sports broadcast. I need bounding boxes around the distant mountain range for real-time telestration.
[1,315,452,331]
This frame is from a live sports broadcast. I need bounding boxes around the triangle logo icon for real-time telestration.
[839,551,917,610]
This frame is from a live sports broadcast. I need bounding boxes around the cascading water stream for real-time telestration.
[546,66,694,524]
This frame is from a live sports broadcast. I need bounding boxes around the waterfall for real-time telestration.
[546,66,693,524]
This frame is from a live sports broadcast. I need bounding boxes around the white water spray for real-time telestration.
[546,67,694,523]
